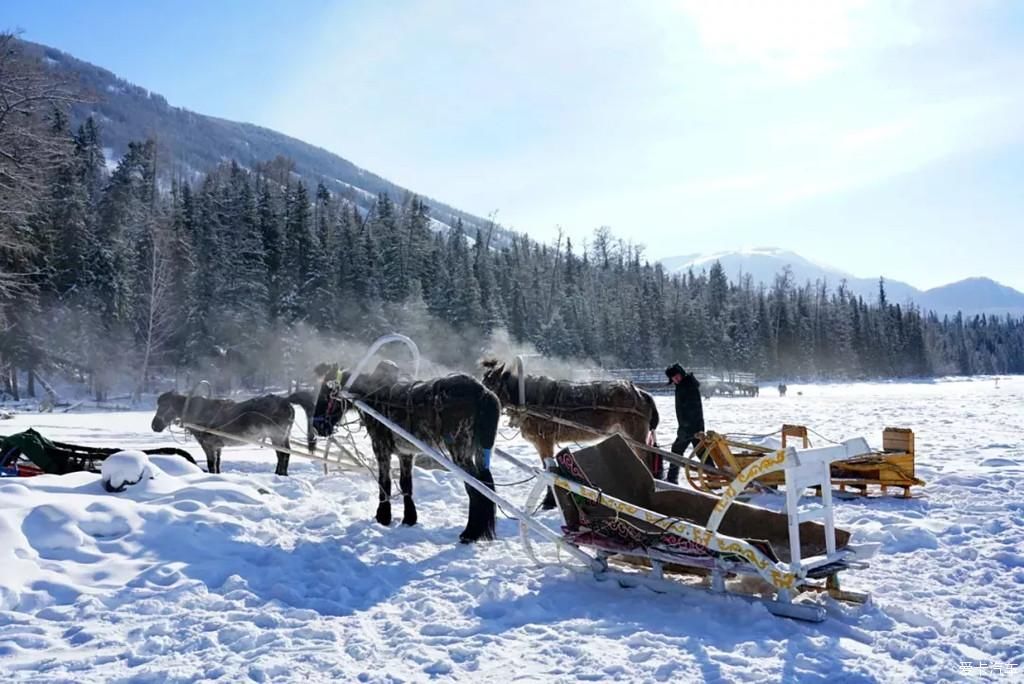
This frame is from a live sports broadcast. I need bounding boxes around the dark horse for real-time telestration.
[313,361,501,543]
[151,392,309,475]
[481,358,661,509]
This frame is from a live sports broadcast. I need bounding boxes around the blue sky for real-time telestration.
[7,1,1024,290]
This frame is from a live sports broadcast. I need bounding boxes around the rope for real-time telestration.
[493,473,537,487]
[507,402,650,421]
[726,428,783,441]
[837,451,921,483]
[498,495,547,521]
[807,427,841,445]
[498,425,522,441]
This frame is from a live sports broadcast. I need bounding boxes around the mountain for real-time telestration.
[660,248,919,305]
[919,278,1024,318]
[20,39,512,246]
[660,248,1024,318]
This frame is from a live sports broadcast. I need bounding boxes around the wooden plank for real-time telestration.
[882,427,914,454]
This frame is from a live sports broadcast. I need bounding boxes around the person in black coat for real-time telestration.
[664,363,705,484]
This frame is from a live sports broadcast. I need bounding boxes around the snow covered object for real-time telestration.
[100,451,156,492]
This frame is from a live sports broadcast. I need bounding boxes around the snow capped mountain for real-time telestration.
[660,249,1024,318]
[919,277,1024,318]
[661,247,852,286]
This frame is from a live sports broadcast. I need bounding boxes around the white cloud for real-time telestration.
[675,0,922,82]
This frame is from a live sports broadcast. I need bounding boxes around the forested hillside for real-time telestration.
[15,38,514,248]
[2,34,1022,399]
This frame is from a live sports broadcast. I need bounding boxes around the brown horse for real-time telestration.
[314,361,502,543]
[480,359,661,508]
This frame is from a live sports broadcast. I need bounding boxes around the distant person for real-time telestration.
[778,383,788,397]
[664,363,705,485]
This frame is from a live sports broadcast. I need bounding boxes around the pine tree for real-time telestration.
[307,182,334,330]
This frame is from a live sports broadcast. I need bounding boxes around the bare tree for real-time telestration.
[0,33,78,306]
[134,219,176,400]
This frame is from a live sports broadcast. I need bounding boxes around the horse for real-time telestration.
[151,391,309,475]
[480,358,661,509]
[313,361,501,543]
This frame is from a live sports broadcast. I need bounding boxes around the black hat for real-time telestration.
[665,363,685,384]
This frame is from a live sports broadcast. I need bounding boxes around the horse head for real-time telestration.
[480,358,514,405]
[151,391,186,432]
[311,364,346,436]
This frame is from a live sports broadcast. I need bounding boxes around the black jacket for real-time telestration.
[674,373,705,435]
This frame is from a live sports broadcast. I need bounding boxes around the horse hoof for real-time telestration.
[376,503,392,526]
[403,501,417,526]
[458,528,495,543]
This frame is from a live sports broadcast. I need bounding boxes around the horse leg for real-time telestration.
[306,413,316,455]
[459,448,496,544]
[374,444,393,526]
[399,453,417,526]
[537,440,558,510]
[274,434,290,476]
[199,438,217,474]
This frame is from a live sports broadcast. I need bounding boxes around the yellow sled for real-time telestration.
[686,425,924,499]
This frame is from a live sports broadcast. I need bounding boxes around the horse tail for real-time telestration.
[475,388,501,450]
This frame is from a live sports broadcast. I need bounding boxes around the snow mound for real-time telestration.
[101,451,158,493]
[148,453,204,477]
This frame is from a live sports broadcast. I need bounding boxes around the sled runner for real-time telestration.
[0,428,196,477]
[686,425,924,498]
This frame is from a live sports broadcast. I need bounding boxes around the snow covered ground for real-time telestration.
[1,377,1022,682]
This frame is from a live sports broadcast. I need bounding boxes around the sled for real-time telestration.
[686,425,924,499]
[0,428,197,477]
[532,434,879,620]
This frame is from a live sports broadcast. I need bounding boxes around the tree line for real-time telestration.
[2,34,1022,400]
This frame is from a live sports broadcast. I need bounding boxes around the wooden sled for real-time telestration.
[531,433,878,620]
[686,425,924,499]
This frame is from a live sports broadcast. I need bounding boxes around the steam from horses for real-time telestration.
[36,271,603,398]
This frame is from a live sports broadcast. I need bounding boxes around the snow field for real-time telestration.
[0,376,1021,682]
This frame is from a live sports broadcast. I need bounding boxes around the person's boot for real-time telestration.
[667,463,680,485]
